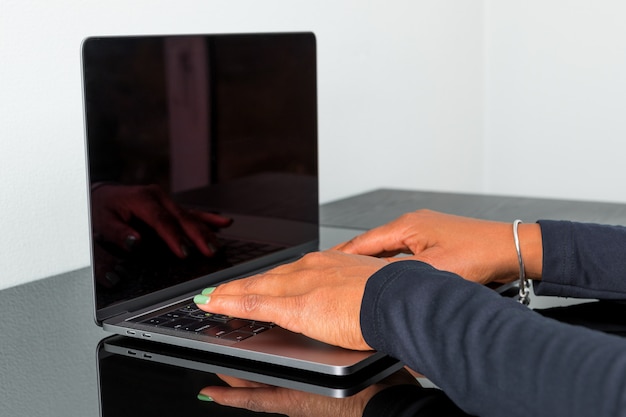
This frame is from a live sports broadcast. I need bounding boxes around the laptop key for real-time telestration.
[201,325,232,338]
[189,311,233,323]
[177,304,202,314]
[142,316,171,326]
[221,331,254,342]
[212,314,234,323]
[181,321,215,332]
[164,312,186,319]
[247,323,271,334]
[200,319,250,338]
[223,319,251,330]
[159,318,200,330]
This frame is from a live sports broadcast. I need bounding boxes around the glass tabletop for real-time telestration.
[2,221,624,417]
[0,226,462,417]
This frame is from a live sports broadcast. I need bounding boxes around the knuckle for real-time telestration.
[345,235,360,246]
[399,209,432,227]
[241,294,262,313]
[241,397,267,412]
[301,251,324,264]
[399,212,416,222]
[410,208,431,217]
[241,277,261,292]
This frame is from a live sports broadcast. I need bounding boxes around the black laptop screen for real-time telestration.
[82,33,318,313]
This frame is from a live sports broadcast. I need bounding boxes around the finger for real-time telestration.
[333,227,412,257]
[196,292,303,333]
[147,214,189,257]
[91,202,141,251]
[155,198,222,257]
[176,211,233,256]
[192,210,234,228]
[176,216,220,257]
[128,196,189,258]
[152,193,221,257]
[100,220,142,252]
[198,386,284,412]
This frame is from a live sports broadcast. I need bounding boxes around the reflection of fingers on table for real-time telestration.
[104,271,121,287]
[197,386,277,412]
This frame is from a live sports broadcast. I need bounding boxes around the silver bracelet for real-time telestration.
[513,219,531,306]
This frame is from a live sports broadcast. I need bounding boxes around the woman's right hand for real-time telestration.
[334,209,543,285]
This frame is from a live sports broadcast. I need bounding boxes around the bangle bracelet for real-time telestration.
[513,219,531,306]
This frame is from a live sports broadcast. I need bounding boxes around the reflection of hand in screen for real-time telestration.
[197,370,421,417]
[91,183,232,258]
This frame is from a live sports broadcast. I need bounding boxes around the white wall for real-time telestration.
[484,1,626,202]
[0,0,484,290]
[5,1,626,292]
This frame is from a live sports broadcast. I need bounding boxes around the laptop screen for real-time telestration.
[82,33,318,314]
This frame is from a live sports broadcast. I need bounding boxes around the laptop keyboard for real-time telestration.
[139,301,274,342]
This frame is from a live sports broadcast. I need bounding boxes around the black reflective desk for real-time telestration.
[3,189,626,417]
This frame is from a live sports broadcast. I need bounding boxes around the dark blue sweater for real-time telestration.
[360,221,626,417]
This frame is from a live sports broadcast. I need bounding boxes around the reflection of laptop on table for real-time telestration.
[99,335,402,399]
[82,32,398,376]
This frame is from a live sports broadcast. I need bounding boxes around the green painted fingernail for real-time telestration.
[194,294,210,305]
[202,287,216,296]
[197,393,214,402]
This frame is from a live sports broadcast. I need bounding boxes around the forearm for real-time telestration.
[361,261,626,417]
[537,220,626,299]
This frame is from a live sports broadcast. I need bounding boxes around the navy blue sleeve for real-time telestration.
[361,261,626,417]
[536,220,626,300]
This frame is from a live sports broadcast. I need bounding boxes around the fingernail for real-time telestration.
[194,294,210,305]
[125,235,138,250]
[105,271,121,286]
[207,242,218,254]
[197,393,214,402]
[202,287,216,296]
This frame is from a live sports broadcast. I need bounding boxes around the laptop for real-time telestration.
[82,32,398,376]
